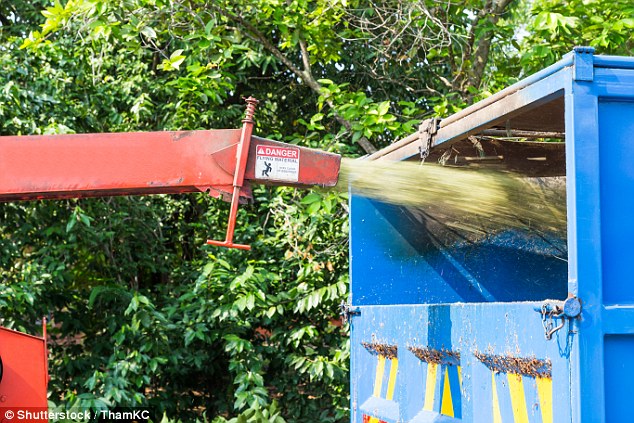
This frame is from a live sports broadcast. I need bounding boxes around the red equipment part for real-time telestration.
[0,325,48,421]
[0,98,341,418]
[206,97,258,250]
[0,98,341,249]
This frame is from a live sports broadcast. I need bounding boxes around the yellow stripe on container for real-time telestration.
[373,355,386,397]
[492,372,502,423]
[423,362,438,411]
[440,367,454,417]
[536,376,553,423]
[507,373,529,423]
[386,358,398,400]
[458,365,462,386]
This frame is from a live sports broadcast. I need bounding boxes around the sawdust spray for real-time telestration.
[335,158,566,235]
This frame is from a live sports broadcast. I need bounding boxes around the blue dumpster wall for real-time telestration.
[597,99,634,421]
[350,50,634,423]
[350,304,572,423]
[598,100,634,305]
[350,197,568,306]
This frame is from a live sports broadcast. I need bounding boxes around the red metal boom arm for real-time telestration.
[0,99,341,249]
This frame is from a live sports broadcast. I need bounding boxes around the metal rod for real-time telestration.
[207,97,259,250]
[42,316,49,387]
[480,129,565,139]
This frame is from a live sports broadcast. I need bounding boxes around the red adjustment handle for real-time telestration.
[206,97,259,250]
[206,239,251,250]
[42,316,50,386]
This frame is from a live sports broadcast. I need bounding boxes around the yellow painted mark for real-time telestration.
[507,373,529,423]
[369,418,379,423]
[458,365,462,387]
[440,367,455,417]
[492,372,503,423]
[373,355,386,397]
[423,362,438,411]
[386,358,398,400]
[536,377,553,423]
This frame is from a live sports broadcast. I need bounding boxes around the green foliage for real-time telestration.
[0,0,632,421]
[212,401,286,423]
[520,0,634,72]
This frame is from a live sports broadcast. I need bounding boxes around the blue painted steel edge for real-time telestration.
[594,55,634,69]
[438,52,574,129]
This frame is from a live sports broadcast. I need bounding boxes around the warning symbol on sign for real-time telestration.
[255,145,300,182]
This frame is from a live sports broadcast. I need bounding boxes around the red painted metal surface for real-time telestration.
[0,131,340,203]
[207,97,259,250]
[0,326,48,420]
[362,415,387,423]
[0,129,245,202]
[245,136,341,187]
[0,98,341,250]
[0,99,341,414]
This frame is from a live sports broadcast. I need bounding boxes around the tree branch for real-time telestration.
[298,38,312,76]
[467,0,514,90]
[209,4,377,153]
[0,12,11,27]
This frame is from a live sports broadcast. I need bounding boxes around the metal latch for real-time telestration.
[535,297,582,340]
[339,301,360,325]
[418,117,440,163]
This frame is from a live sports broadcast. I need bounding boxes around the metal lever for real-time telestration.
[535,297,581,340]
[207,97,259,250]
[418,117,439,163]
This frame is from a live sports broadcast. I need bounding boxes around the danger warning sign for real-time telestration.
[255,145,300,182]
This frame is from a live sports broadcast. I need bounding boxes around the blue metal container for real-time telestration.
[348,48,634,423]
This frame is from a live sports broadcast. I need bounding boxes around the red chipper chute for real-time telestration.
[0,97,341,250]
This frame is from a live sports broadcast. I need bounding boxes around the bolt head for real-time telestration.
[563,297,582,318]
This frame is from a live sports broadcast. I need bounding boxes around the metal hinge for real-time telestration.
[339,301,360,325]
[534,296,582,340]
[418,117,440,163]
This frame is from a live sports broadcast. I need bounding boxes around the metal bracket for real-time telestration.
[339,301,360,325]
[535,297,582,340]
[418,117,440,163]
[573,46,595,82]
